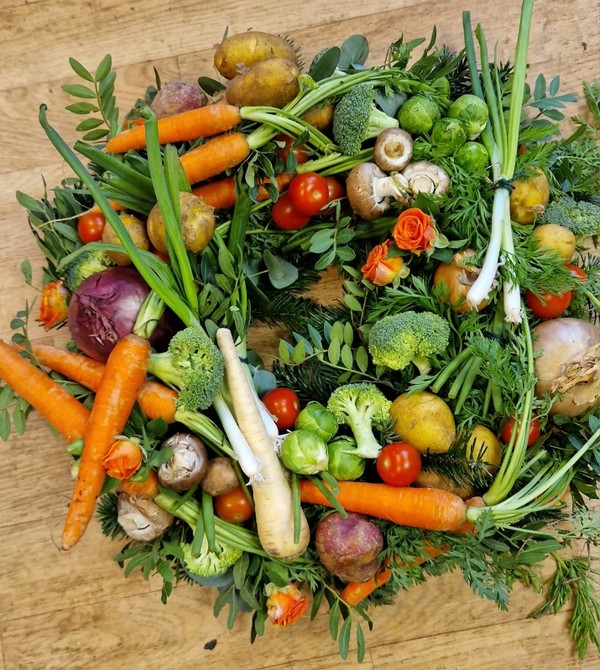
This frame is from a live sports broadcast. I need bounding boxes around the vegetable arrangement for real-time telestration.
[2,2,600,663]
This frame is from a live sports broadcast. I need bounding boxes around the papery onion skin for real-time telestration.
[67,267,176,362]
[533,317,600,416]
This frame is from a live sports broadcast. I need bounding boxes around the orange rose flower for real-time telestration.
[265,582,308,627]
[392,208,437,256]
[102,439,143,479]
[38,280,69,330]
[361,240,407,287]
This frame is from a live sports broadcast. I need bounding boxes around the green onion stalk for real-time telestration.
[462,0,535,324]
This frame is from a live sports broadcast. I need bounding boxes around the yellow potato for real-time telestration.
[101,213,150,266]
[214,31,298,80]
[509,168,550,224]
[464,424,502,474]
[302,103,335,131]
[225,57,300,108]
[389,391,456,454]
[531,223,576,261]
[147,192,215,254]
[414,468,474,499]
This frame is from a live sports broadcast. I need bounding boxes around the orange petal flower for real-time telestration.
[361,240,407,286]
[265,582,308,627]
[38,280,69,330]
[392,207,437,256]
[102,439,143,480]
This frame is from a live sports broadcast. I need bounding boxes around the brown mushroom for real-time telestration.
[345,162,410,220]
[373,128,414,172]
[201,456,240,496]
[117,493,174,541]
[158,433,209,491]
[402,160,450,195]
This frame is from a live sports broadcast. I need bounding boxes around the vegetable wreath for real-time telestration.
[2,0,600,662]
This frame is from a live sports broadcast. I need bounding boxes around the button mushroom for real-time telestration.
[373,128,414,172]
[346,162,410,220]
[158,433,209,491]
[117,492,174,542]
[402,160,450,196]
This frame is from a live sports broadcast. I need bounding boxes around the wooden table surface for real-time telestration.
[1,1,599,669]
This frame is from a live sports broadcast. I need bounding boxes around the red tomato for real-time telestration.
[500,414,541,446]
[275,134,309,165]
[77,211,106,243]
[272,193,311,230]
[376,442,422,487]
[525,288,572,318]
[324,176,344,203]
[565,264,586,282]
[262,387,301,430]
[288,172,331,215]
[214,486,254,524]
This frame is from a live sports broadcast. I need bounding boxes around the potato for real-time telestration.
[509,168,550,224]
[101,213,150,266]
[150,80,208,118]
[147,192,215,254]
[464,424,502,474]
[225,57,300,108]
[531,223,576,261]
[214,30,298,80]
[200,457,239,497]
[414,468,474,499]
[302,103,335,131]
[390,391,456,454]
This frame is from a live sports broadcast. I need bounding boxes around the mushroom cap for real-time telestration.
[373,128,414,172]
[158,432,209,491]
[402,160,450,195]
[346,162,393,220]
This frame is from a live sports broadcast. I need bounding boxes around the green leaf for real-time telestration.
[328,600,341,640]
[336,246,356,262]
[315,249,336,271]
[0,386,14,410]
[291,339,306,364]
[263,250,299,289]
[307,324,323,349]
[68,57,94,82]
[82,128,110,141]
[76,118,104,132]
[339,34,369,68]
[355,623,366,663]
[340,343,354,370]
[20,260,32,284]
[548,75,560,96]
[62,83,97,99]
[12,404,27,434]
[218,246,237,279]
[0,410,10,440]
[66,102,100,114]
[197,76,226,96]
[278,339,291,364]
[343,321,354,346]
[355,346,369,373]
[344,294,363,312]
[338,617,352,659]
[310,46,341,80]
[309,229,334,254]
[95,54,113,82]
[533,73,546,101]
[328,338,341,366]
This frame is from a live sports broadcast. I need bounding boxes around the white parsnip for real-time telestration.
[216,327,310,559]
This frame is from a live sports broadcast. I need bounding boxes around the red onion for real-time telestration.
[67,267,177,362]
[533,317,600,416]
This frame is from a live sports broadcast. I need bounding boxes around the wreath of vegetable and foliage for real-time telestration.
[2,1,600,663]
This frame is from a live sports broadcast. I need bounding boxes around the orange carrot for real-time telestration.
[118,468,160,498]
[0,339,90,442]
[104,104,242,153]
[61,334,151,550]
[192,172,294,210]
[179,132,251,186]
[340,544,446,606]
[299,479,467,532]
[30,343,178,423]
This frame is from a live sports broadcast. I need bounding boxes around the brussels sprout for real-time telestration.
[295,401,338,442]
[326,435,365,481]
[280,429,328,475]
[431,75,451,97]
[431,117,468,156]
[397,95,441,136]
[447,94,489,139]
[455,141,490,172]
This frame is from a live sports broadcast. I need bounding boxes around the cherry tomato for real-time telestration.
[565,263,586,282]
[272,193,311,230]
[262,387,301,430]
[214,486,254,524]
[288,172,331,215]
[324,176,344,203]
[500,413,541,446]
[525,288,572,318]
[376,442,422,487]
[275,134,309,165]
[77,210,106,243]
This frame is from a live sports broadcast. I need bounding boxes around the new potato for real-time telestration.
[390,391,456,454]
[102,213,150,266]
[225,57,300,108]
[214,31,299,80]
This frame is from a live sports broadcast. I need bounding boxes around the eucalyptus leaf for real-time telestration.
[263,250,299,289]
[310,46,341,80]
[338,35,369,69]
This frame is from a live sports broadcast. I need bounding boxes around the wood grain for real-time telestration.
[0,1,599,668]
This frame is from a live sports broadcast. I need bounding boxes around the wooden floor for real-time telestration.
[0,1,599,668]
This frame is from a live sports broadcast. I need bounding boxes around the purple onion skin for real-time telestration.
[67,267,178,362]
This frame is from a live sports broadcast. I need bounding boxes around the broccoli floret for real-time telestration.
[62,249,115,291]
[181,536,242,579]
[147,327,224,411]
[367,311,450,375]
[332,83,399,156]
[326,382,391,458]
[538,194,600,239]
